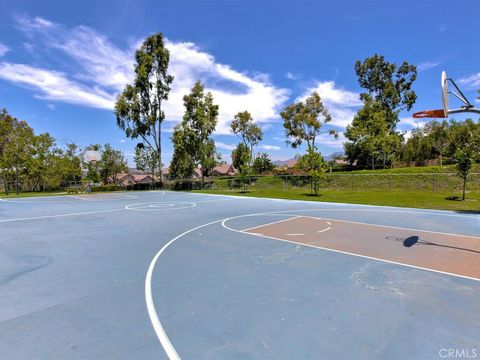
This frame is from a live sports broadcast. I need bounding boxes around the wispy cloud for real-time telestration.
[297,81,362,129]
[318,131,345,149]
[398,117,427,129]
[0,43,9,57]
[285,72,301,80]
[458,72,480,89]
[3,15,289,135]
[0,62,115,109]
[259,144,281,151]
[215,141,235,151]
[417,61,441,72]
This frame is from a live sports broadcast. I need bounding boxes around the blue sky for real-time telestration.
[1,0,479,166]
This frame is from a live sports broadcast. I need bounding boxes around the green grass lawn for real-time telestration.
[195,188,480,212]
[0,191,70,198]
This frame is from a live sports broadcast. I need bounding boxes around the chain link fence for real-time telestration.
[163,173,480,193]
[0,181,84,195]
[2,173,479,195]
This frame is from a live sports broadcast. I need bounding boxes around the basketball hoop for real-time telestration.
[413,109,447,119]
[83,150,101,164]
[413,70,480,118]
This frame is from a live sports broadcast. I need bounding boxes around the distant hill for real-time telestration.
[273,159,292,166]
[324,151,345,161]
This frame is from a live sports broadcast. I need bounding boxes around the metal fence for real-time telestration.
[163,173,480,193]
[0,181,84,195]
[2,173,479,195]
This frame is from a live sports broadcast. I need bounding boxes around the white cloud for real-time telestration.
[16,15,55,36]
[259,144,281,151]
[0,62,115,109]
[399,117,427,129]
[47,103,56,110]
[119,139,127,143]
[215,141,235,151]
[417,61,441,72]
[458,72,480,89]
[0,43,9,57]
[316,131,345,150]
[297,81,362,128]
[6,15,289,134]
[164,41,289,133]
[285,72,301,80]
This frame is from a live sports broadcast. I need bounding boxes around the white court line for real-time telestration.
[221,215,480,283]
[285,233,304,236]
[68,195,89,201]
[194,198,240,204]
[242,216,300,232]
[295,214,480,240]
[145,207,480,358]
[0,208,125,223]
[125,202,196,211]
[317,227,332,233]
[145,218,224,360]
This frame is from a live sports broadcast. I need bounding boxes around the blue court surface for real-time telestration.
[0,191,479,359]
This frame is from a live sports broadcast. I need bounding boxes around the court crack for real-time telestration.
[351,266,404,296]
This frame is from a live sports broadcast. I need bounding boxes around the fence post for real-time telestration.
[432,174,435,192]
[351,174,354,192]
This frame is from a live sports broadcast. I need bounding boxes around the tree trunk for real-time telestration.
[371,154,375,170]
[439,154,443,167]
[3,174,8,196]
[158,128,163,185]
[15,167,19,195]
[151,168,155,189]
[462,176,466,201]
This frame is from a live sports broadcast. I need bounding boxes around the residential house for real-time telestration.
[210,164,237,176]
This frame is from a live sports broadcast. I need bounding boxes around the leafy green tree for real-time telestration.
[238,164,251,193]
[354,54,417,128]
[52,143,82,190]
[345,99,403,169]
[134,143,160,187]
[98,144,128,184]
[426,120,449,166]
[170,126,195,180]
[252,153,275,174]
[455,146,476,201]
[177,81,220,179]
[115,33,174,183]
[0,109,16,194]
[401,127,432,163]
[280,92,336,194]
[281,92,337,150]
[2,117,35,194]
[297,146,327,195]
[346,55,417,167]
[231,111,263,162]
[231,142,251,170]
[446,119,480,157]
[28,133,56,191]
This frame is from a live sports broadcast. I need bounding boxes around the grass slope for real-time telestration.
[195,188,480,212]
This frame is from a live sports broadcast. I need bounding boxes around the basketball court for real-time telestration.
[0,191,479,359]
